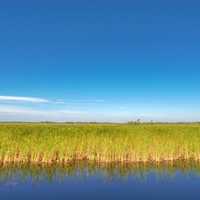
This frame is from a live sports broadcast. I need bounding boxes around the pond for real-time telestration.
[1,162,200,200]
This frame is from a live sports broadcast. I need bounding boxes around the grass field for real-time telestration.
[0,123,200,164]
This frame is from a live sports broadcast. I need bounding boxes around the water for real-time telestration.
[1,162,200,200]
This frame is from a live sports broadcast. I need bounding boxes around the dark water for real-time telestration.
[1,162,200,200]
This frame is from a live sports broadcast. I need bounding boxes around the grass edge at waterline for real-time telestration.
[1,123,200,165]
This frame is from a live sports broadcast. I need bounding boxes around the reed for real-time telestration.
[0,123,200,165]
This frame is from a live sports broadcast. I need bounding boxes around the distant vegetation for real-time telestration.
[1,123,200,165]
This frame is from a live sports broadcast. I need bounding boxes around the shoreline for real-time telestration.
[0,156,200,166]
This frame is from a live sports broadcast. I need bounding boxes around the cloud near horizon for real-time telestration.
[0,95,108,122]
[0,106,88,122]
[1,96,200,122]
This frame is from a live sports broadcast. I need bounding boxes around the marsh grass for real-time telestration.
[0,123,200,165]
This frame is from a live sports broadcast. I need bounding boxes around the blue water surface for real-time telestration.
[0,165,200,200]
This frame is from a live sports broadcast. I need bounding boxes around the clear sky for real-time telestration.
[0,0,200,122]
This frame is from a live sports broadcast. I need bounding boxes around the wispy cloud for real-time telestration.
[53,99,105,105]
[0,106,84,115]
[0,106,87,122]
[0,96,49,103]
[0,95,105,105]
[1,105,200,122]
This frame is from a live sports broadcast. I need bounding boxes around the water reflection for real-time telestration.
[0,160,200,183]
[1,161,200,200]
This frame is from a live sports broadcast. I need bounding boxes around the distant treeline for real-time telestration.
[0,121,200,124]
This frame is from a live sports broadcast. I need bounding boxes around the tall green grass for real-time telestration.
[0,123,200,164]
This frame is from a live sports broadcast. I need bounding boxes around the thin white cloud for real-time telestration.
[0,105,200,122]
[0,105,138,122]
[0,96,49,103]
[0,106,85,115]
[0,106,87,122]
[0,95,105,105]
[53,99,105,105]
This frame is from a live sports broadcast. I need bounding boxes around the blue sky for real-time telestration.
[0,0,200,122]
